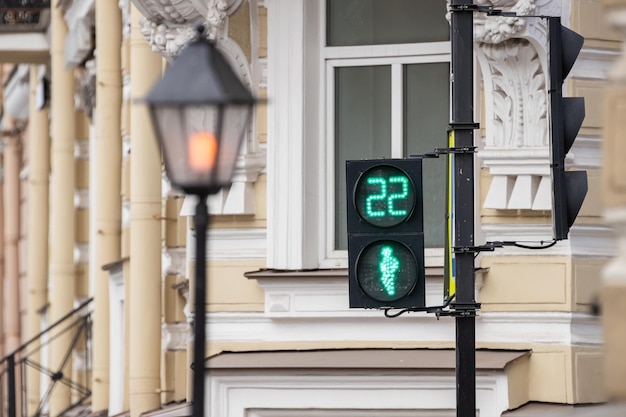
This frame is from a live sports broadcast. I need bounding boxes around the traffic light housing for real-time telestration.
[548,17,587,240]
[346,159,425,309]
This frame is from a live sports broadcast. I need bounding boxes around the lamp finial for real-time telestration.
[195,23,206,38]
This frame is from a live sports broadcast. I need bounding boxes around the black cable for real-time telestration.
[512,240,558,249]
[485,240,558,250]
[383,294,456,318]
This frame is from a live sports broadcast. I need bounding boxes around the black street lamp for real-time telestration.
[145,25,255,417]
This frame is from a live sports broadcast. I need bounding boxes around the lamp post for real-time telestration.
[145,25,255,417]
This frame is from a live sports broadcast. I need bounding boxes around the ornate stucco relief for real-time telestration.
[132,0,244,55]
[479,39,546,149]
[473,0,561,212]
[131,0,266,216]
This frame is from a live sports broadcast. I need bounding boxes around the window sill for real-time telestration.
[244,267,484,318]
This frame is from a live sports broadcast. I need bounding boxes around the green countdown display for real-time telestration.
[356,240,418,302]
[355,165,415,227]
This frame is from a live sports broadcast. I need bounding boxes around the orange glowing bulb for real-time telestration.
[188,132,218,171]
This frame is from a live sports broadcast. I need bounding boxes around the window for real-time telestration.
[326,0,451,259]
[266,0,451,270]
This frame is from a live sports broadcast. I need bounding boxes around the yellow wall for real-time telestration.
[205,260,266,312]
[571,0,621,49]
[480,255,606,312]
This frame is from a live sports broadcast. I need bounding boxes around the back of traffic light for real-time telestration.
[346,159,425,309]
[548,17,587,240]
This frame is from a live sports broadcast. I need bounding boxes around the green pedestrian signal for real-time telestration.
[356,241,418,302]
[346,159,425,309]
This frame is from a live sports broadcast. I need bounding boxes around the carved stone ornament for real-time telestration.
[77,59,97,121]
[131,0,245,57]
[119,0,132,39]
[471,0,563,213]
[473,0,536,44]
[477,39,547,149]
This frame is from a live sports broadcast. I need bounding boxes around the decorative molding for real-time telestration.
[138,19,198,57]
[481,223,616,258]
[133,0,267,216]
[77,60,96,121]
[480,148,551,210]
[132,0,245,56]
[74,138,90,160]
[74,243,90,264]
[65,18,94,70]
[62,0,95,31]
[574,48,620,81]
[256,275,480,317]
[480,311,602,346]
[163,247,187,275]
[183,226,267,260]
[122,200,131,229]
[209,373,510,417]
[119,0,132,39]
[477,39,547,149]
[62,0,95,71]
[162,172,185,199]
[473,0,605,220]
[162,322,190,351]
[205,273,605,347]
[74,188,90,209]
[473,0,536,44]
[195,146,266,215]
[206,309,602,347]
[3,64,30,120]
[73,348,90,372]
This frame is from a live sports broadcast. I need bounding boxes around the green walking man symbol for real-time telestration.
[379,246,400,296]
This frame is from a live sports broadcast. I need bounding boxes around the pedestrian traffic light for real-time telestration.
[346,159,425,308]
[548,17,587,240]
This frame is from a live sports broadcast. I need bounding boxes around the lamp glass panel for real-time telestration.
[152,105,222,189]
[216,104,252,183]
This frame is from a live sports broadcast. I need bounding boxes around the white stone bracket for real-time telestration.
[471,1,563,214]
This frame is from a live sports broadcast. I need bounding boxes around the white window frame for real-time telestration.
[267,0,450,270]
[324,44,450,268]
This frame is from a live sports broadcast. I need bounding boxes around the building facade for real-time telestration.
[0,0,622,416]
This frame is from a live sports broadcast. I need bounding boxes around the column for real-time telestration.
[128,4,163,416]
[2,118,20,357]
[25,66,50,415]
[92,0,123,411]
[49,0,76,414]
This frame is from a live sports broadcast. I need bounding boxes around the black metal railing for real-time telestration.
[0,298,93,417]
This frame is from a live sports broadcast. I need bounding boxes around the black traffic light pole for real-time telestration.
[449,2,478,417]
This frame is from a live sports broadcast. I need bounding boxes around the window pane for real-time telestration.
[335,66,391,250]
[405,63,450,248]
[327,0,449,46]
